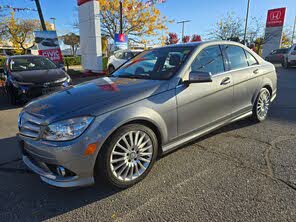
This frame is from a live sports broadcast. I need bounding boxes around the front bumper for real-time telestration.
[17,81,70,101]
[18,136,96,187]
[17,115,107,187]
[22,155,94,187]
[17,114,110,187]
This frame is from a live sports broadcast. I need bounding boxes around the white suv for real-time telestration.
[107,49,143,73]
[282,44,296,68]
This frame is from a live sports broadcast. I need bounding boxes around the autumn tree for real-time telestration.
[61,33,80,56]
[98,0,168,43]
[281,32,292,48]
[182,35,190,43]
[3,12,53,54]
[165,33,179,45]
[191,34,202,42]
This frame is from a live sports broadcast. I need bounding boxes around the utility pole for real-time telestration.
[50,17,56,30]
[243,0,251,45]
[177,20,191,40]
[119,1,123,34]
[292,16,296,44]
[35,0,46,31]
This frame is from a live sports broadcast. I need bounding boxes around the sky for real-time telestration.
[1,0,295,41]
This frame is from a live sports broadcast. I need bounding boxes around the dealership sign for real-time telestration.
[114,34,128,50]
[77,0,103,72]
[266,8,286,27]
[34,31,63,65]
[262,8,286,58]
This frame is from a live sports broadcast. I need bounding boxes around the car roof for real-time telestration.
[114,49,143,53]
[156,40,253,49]
[8,55,44,59]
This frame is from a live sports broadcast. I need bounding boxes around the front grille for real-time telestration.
[19,112,44,139]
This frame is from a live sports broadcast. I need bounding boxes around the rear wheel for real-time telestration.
[95,124,158,188]
[252,88,271,122]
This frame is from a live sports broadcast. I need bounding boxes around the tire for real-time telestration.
[108,65,115,74]
[7,86,17,105]
[252,88,271,122]
[95,124,158,189]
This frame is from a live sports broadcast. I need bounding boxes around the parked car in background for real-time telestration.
[1,55,71,104]
[18,41,277,189]
[265,48,289,64]
[107,49,143,73]
[282,44,296,68]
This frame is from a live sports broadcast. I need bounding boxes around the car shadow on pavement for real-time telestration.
[0,138,122,221]
[0,114,290,221]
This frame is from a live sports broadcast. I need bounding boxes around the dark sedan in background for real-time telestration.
[265,48,289,64]
[1,55,71,105]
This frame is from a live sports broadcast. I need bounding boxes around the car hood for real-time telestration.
[12,69,67,83]
[23,77,169,122]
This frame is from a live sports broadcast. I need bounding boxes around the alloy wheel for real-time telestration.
[256,89,270,120]
[110,130,153,182]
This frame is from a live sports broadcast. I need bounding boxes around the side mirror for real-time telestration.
[185,71,213,84]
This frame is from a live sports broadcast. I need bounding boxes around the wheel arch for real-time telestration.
[101,118,164,158]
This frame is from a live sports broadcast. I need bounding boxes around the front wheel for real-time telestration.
[7,86,17,105]
[95,124,158,188]
[252,88,271,122]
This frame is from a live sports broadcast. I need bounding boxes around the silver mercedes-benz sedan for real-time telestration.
[17,41,277,188]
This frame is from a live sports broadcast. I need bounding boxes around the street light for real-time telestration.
[119,1,123,34]
[177,20,191,40]
[243,0,251,45]
[50,17,56,30]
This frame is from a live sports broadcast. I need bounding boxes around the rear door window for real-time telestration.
[245,51,259,66]
[225,45,249,70]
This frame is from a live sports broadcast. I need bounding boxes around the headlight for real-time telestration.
[11,79,19,87]
[42,116,94,141]
[12,80,34,87]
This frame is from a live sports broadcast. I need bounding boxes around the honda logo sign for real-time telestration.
[270,11,282,21]
[266,8,286,27]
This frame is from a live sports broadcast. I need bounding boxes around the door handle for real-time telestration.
[253,69,259,74]
[220,77,231,85]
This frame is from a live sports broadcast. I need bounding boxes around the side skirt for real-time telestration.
[161,111,253,155]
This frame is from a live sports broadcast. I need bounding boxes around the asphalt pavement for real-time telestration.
[0,66,296,222]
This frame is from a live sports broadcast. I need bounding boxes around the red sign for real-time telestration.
[38,48,63,63]
[77,0,97,6]
[266,8,286,27]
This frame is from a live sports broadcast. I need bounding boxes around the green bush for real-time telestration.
[64,56,108,70]
[63,56,81,66]
[103,57,108,70]
[0,57,6,67]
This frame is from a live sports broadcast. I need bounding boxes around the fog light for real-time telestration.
[56,166,66,177]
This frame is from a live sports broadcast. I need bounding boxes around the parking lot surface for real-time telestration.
[0,66,296,222]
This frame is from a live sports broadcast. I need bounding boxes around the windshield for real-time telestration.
[111,46,194,80]
[10,57,57,72]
